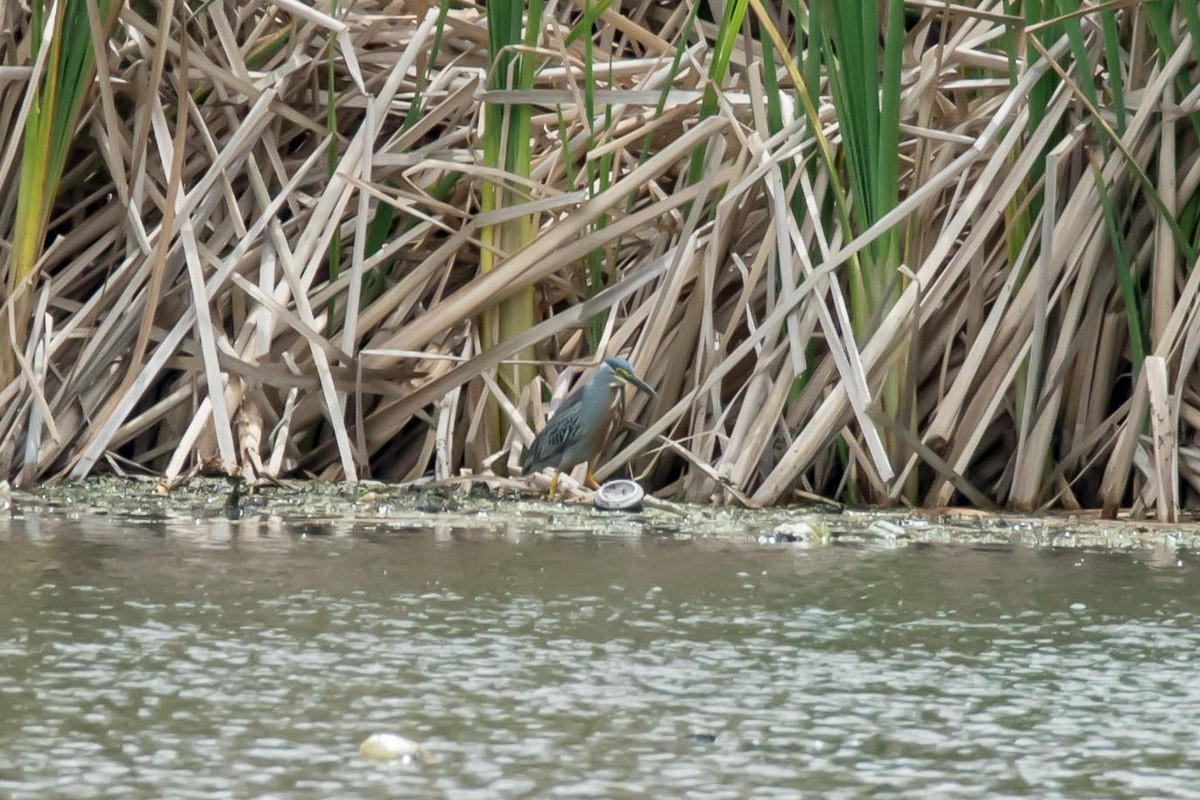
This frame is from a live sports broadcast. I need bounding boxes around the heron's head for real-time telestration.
[600,358,656,397]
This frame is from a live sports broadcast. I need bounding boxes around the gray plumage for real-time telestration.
[521,358,655,476]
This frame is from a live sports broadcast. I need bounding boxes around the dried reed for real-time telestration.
[0,0,1198,516]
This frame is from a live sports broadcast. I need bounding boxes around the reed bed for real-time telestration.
[0,0,1198,515]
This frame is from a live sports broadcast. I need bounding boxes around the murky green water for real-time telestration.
[2,512,1199,798]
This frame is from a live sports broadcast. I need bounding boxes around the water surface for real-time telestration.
[1,512,1198,798]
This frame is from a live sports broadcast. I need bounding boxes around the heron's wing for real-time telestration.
[553,384,586,415]
[521,396,584,474]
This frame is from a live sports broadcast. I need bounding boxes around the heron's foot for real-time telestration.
[547,471,560,501]
[585,471,600,490]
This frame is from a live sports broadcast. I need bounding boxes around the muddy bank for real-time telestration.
[5,477,1198,553]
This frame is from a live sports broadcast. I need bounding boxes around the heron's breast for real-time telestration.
[588,401,616,452]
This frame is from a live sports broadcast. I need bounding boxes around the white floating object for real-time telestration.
[771,519,830,546]
[774,520,818,538]
[865,519,907,548]
[359,732,433,764]
[594,479,645,511]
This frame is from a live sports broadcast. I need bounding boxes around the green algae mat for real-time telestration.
[5,476,1198,553]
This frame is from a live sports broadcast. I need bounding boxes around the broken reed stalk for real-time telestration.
[0,1,1197,517]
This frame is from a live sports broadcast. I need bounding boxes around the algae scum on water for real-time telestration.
[6,476,1199,553]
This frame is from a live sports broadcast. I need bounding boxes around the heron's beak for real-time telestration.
[624,372,657,398]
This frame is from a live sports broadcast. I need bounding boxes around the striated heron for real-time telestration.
[521,358,656,498]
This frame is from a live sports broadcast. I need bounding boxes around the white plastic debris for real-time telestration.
[358,733,434,764]
[594,479,645,511]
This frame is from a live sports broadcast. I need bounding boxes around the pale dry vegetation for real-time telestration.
[0,0,1198,516]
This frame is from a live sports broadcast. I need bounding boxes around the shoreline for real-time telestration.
[3,477,1198,554]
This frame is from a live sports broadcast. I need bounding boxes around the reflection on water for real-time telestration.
[1,512,1198,798]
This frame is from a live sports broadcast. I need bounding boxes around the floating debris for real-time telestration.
[594,479,645,512]
[864,520,907,547]
[766,518,831,546]
[358,733,434,764]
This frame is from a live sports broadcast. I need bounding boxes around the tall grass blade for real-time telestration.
[2,0,119,387]
[480,0,543,445]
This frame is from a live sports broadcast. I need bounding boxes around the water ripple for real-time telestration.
[2,516,1200,798]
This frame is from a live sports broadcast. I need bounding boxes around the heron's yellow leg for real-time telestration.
[585,470,600,489]
[548,470,560,500]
